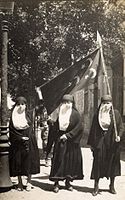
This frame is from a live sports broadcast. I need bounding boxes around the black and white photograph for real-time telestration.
[0,0,125,200]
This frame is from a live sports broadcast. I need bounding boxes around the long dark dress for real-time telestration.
[87,108,124,180]
[9,109,40,177]
[47,108,84,182]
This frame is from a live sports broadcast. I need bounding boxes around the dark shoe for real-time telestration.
[17,182,23,191]
[92,186,99,196]
[65,181,73,191]
[109,185,116,194]
[17,187,23,191]
[53,183,59,193]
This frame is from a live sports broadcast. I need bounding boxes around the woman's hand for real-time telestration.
[22,136,29,141]
[60,134,67,142]
[115,136,120,142]
[22,137,29,152]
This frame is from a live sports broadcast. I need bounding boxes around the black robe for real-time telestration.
[9,109,40,177]
[87,108,124,180]
[47,107,84,182]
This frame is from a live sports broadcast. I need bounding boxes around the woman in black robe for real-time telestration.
[87,95,124,196]
[46,94,84,193]
[9,97,40,191]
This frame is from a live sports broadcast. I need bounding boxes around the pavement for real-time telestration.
[0,147,125,200]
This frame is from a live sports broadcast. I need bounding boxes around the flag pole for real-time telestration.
[97,31,118,140]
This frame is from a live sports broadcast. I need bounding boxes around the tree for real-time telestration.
[3,0,125,107]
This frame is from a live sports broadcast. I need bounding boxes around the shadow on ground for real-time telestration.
[32,175,49,180]
[31,179,93,194]
[0,188,11,193]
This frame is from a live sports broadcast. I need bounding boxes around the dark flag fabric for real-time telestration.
[36,48,100,115]
[70,49,100,94]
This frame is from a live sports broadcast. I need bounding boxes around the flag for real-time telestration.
[36,48,100,115]
[97,30,109,92]
[70,49,100,94]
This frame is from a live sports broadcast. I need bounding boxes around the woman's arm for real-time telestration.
[65,110,83,139]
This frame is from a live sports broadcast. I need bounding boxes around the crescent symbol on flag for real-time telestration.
[87,58,93,67]
[89,68,97,79]
[85,58,93,79]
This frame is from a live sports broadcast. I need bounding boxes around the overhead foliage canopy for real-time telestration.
[0,0,124,106]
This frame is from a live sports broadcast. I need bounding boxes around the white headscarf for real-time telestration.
[12,104,29,130]
[59,102,72,131]
[98,102,112,130]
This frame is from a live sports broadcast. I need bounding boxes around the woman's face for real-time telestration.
[101,101,112,111]
[16,103,26,113]
[60,100,73,112]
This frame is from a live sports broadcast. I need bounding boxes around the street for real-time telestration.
[0,147,125,200]
[0,2,125,200]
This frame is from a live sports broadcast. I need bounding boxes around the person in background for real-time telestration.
[45,115,56,166]
[9,96,40,191]
[87,94,124,196]
[46,94,84,193]
[37,103,50,166]
[40,120,49,166]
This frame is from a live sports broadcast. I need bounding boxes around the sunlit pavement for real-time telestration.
[0,147,125,200]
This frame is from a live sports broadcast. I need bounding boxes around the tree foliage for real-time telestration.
[2,0,124,107]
